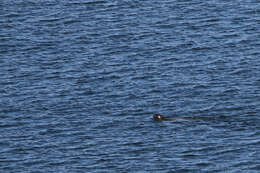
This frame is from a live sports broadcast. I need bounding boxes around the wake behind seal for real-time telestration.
[153,114,213,121]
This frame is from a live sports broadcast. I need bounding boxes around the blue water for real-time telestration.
[1,0,260,172]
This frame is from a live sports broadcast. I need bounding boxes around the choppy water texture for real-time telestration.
[1,0,260,172]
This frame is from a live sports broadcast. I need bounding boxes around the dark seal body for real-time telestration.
[153,114,213,121]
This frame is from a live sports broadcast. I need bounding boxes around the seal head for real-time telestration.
[153,114,164,121]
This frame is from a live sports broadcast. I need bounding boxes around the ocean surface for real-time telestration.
[1,0,260,172]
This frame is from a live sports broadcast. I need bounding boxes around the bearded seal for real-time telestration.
[153,114,212,121]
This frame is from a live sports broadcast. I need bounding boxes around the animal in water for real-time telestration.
[153,114,212,121]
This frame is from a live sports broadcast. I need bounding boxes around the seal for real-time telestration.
[153,114,212,121]
[153,114,187,121]
[154,114,164,121]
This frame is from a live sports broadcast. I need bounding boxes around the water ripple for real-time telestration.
[1,0,260,172]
